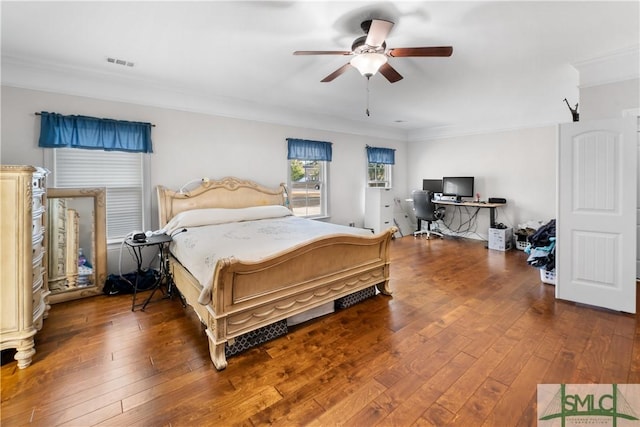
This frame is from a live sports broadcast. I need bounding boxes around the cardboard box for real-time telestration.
[488,227,513,251]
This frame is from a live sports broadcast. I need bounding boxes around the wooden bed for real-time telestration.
[157,177,395,370]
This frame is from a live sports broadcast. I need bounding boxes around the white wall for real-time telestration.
[580,79,640,121]
[1,85,408,225]
[406,126,557,239]
[1,85,407,272]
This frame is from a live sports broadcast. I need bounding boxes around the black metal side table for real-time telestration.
[124,233,173,311]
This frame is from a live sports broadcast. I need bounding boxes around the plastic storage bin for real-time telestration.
[540,269,556,285]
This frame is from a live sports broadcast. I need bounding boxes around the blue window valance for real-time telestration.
[38,111,153,153]
[366,145,395,164]
[287,138,332,161]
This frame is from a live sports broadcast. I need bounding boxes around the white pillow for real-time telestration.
[164,205,291,234]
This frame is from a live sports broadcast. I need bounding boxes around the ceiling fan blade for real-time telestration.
[294,50,352,56]
[387,46,453,58]
[365,19,394,47]
[321,63,352,82]
[387,46,453,57]
[378,63,403,83]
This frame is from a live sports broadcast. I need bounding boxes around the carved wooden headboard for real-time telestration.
[156,177,287,227]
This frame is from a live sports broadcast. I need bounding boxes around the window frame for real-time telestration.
[367,162,393,188]
[287,159,329,218]
[45,148,151,244]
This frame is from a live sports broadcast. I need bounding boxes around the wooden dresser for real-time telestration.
[0,165,49,368]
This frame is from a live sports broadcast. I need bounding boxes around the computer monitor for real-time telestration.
[422,179,443,193]
[442,176,474,198]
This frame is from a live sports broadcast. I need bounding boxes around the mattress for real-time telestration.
[165,206,372,304]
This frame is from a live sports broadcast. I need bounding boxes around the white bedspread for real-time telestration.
[169,214,373,305]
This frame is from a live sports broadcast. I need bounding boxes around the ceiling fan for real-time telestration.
[294,19,453,83]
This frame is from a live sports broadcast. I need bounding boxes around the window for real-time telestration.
[367,163,393,188]
[288,159,328,217]
[49,148,148,243]
[286,138,332,218]
[366,145,395,188]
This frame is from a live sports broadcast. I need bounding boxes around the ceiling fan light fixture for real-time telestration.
[350,53,387,77]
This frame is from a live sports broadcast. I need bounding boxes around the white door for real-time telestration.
[637,128,640,278]
[557,117,637,313]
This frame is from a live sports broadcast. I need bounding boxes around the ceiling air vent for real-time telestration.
[106,57,134,67]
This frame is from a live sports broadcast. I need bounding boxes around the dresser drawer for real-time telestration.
[380,202,393,215]
[379,188,394,205]
[379,204,393,225]
[378,219,393,230]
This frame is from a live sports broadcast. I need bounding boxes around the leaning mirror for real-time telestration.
[46,187,107,303]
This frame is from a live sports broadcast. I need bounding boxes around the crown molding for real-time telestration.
[572,45,640,88]
[1,55,408,141]
[407,120,560,142]
[2,54,575,143]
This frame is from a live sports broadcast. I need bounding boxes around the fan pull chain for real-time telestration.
[366,76,370,117]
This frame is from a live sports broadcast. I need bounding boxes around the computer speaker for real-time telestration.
[488,197,507,204]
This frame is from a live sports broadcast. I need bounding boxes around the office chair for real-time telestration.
[412,190,445,239]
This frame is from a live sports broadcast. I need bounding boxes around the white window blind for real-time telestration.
[53,148,144,241]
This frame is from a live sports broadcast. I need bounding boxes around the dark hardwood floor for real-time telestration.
[2,236,639,426]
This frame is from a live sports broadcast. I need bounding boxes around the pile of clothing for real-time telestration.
[525,219,555,271]
[515,220,545,244]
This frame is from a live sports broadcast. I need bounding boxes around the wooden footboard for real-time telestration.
[171,229,394,370]
[157,177,395,370]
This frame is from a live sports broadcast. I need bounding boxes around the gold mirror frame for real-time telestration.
[46,187,107,303]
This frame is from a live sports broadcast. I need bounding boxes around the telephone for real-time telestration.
[131,229,160,243]
[132,232,147,243]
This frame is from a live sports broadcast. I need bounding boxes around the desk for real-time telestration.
[433,200,506,228]
[124,233,173,311]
